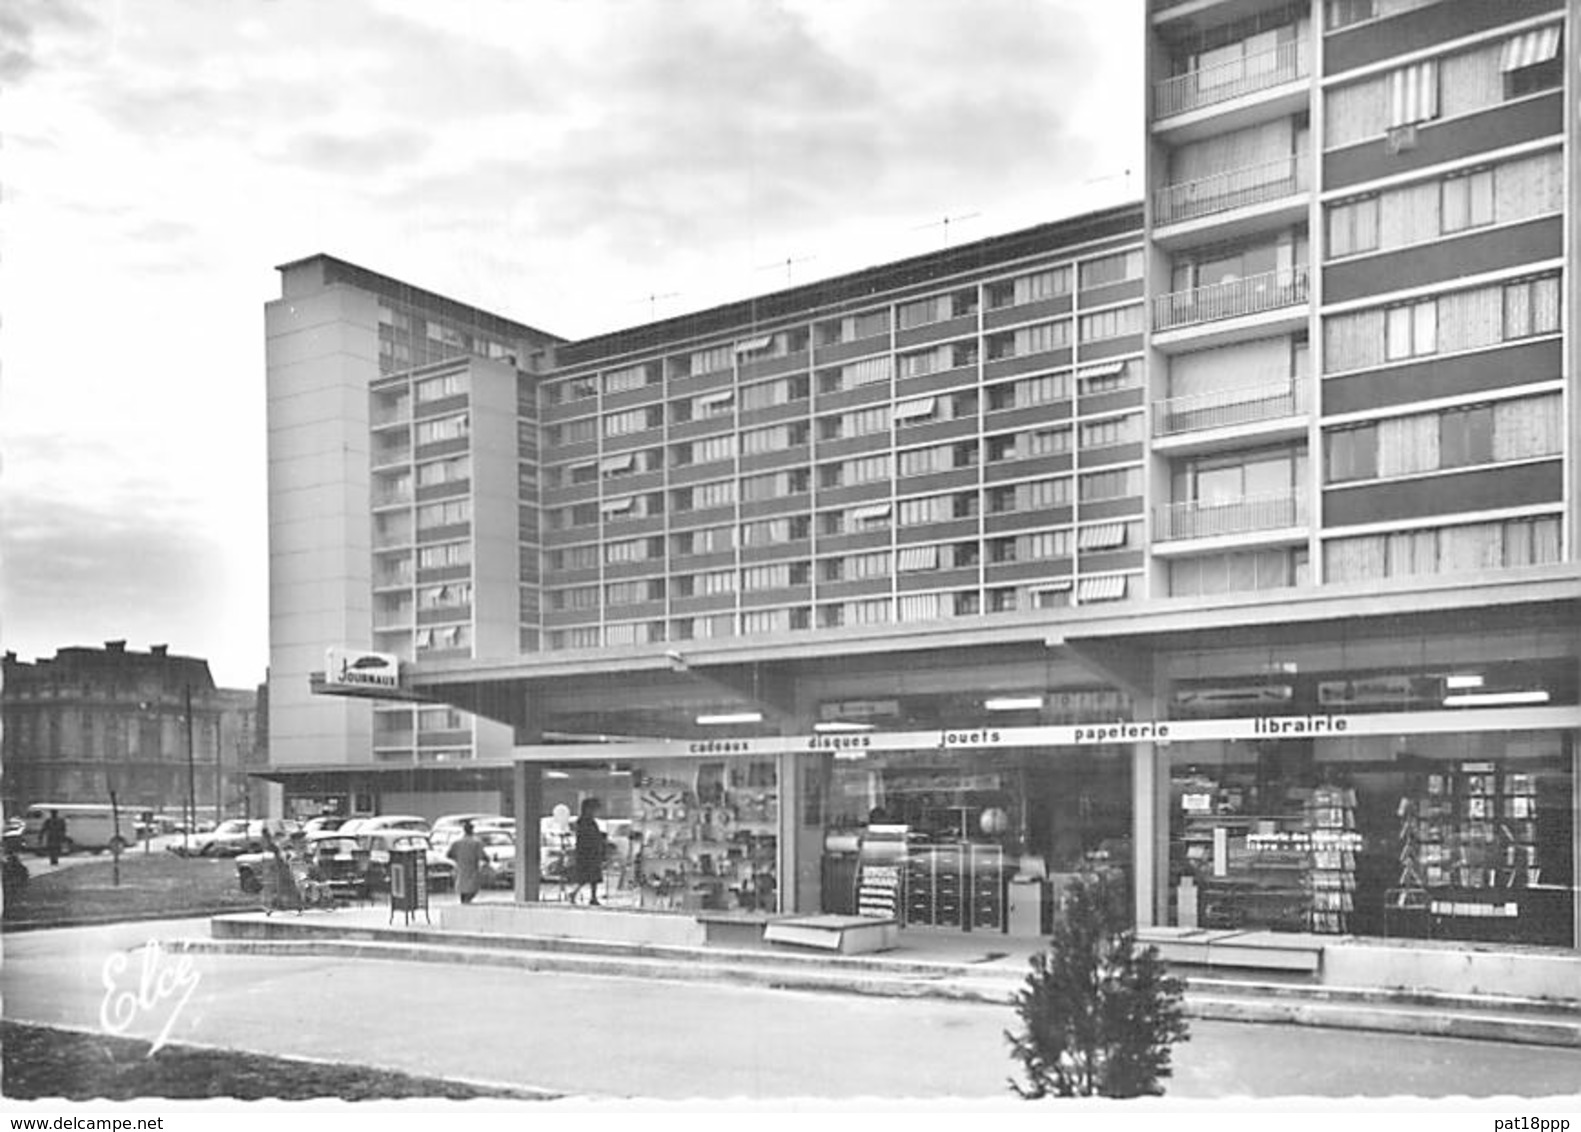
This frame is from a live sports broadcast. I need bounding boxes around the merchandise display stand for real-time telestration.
[1387,762,1556,942]
[1305,785,1359,934]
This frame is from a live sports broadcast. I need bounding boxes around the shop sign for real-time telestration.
[515,705,1579,763]
[324,648,399,690]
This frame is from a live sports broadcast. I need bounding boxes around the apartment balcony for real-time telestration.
[370,403,411,429]
[1153,379,1308,450]
[1152,154,1308,243]
[372,485,413,509]
[1155,40,1308,120]
[1152,267,1308,348]
[1154,491,1306,544]
[371,441,412,469]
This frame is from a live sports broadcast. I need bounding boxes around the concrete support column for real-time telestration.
[513,762,542,904]
[1129,687,1169,929]
[1131,741,1167,928]
[778,750,798,915]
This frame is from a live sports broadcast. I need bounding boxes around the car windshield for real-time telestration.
[217,821,247,833]
[478,831,513,846]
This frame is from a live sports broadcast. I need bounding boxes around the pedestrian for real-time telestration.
[42,810,67,866]
[569,798,607,906]
[446,820,488,905]
[261,828,301,914]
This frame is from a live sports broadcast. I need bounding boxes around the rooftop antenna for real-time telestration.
[1084,168,1135,198]
[756,254,817,287]
[628,290,681,321]
[912,211,982,248]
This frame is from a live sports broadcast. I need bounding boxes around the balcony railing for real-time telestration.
[1155,154,1308,225]
[1155,39,1309,119]
[1154,379,1307,437]
[1156,491,1306,541]
[371,442,411,468]
[1153,267,1309,332]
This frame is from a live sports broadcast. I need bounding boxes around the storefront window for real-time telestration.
[614,759,779,913]
[1168,731,1575,947]
[819,748,1131,934]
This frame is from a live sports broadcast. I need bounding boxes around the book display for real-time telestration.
[1387,761,1564,942]
[1176,777,1311,932]
[1175,776,1359,934]
[1304,785,1360,934]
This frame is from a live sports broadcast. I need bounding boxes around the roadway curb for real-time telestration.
[173,935,1581,1047]
[1,906,253,934]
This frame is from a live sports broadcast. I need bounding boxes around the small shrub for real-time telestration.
[1006,870,1189,1098]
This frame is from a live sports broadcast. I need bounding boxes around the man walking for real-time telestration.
[42,810,67,866]
[446,820,488,905]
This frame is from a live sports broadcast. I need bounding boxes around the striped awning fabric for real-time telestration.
[892,397,937,421]
[1387,60,1438,127]
[849,503,892,522]
[1078,361,1126,380]
[735,335,773,354]
[600,495,634,514]
[1076,522,1127,551]
[599,453,635,473]
[1077,574,1127,603]
[696,390,735,409]
[1500,25,1561,72]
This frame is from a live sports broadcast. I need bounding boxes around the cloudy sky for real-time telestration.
[1,0,1142,688]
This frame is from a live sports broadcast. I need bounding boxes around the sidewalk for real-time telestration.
[183,893,1581,1048]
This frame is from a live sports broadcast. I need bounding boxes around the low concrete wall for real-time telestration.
[442,902,707,947]
[1323,941,1581,1003]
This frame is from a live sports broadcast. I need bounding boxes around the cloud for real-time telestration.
[0,491,233,669]
[275,126,433,177]
[0,0,98,83]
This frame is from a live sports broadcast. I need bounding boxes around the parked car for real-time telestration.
[301,815,347,835]
[338,815,430,839]
[176,818,250,857]
[176,818,299,858]
[237,828,455,894]
[235,832,368,901]
[364,830,454,891]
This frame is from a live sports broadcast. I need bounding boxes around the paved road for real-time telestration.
[5,921,1580,1104]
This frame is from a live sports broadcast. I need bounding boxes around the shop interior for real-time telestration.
[1168,731,1575,947]
[816,747,1131,934]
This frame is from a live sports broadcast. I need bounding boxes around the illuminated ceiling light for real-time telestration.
[814,721,876,732]
[544,770,570,779]
[985,695,1044,712]
[1444,674,1485,690]
[695,711,764,726]
[1442,690,1550,707]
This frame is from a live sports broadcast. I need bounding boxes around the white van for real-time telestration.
[20,803,136,854]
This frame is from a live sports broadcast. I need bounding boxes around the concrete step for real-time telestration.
[191,915,1581,1047]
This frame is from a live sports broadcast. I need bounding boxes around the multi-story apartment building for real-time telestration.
[264,257,563,816]
[265,0,1578,965]
[1,642,260,823]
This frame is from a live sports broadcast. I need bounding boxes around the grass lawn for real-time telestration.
[2,850,260,924]
[2,1023,552,1101]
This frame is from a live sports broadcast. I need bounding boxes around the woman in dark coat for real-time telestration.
[570,798,607,906]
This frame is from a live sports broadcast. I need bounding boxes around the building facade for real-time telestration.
[1,642,261,825]
[265,0,1578,954]
[264,256,563,817]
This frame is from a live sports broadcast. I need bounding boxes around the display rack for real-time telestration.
[1387,762,1551,941]
[631,771,779,912]
[1303,785,1359,934]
